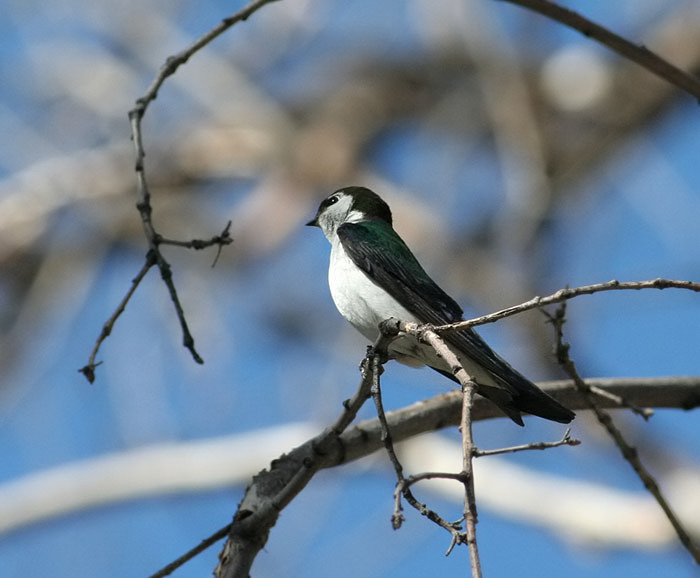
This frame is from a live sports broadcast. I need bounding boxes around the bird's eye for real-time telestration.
[321,195,339,209]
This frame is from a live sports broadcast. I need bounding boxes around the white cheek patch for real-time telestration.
[346,209,366,223]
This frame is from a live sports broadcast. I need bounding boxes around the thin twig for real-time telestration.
[149,523,232,578]
[437,279,700,334]
[541,306,652,420]
[420,328,482,577]
[157,220,233,252]
[587,384,653,420]
[475,428,580,457]
[499,0,700,100]
[129,0,281,116]
[85,3,281,381]
[549,302,700,565]
[79,254,156,383]
[393,471,465,555]
[368,348,406,529]
[460,378,481,578]
[367,341,463,538]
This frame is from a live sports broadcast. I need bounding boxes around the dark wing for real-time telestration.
[337,220,463,323]
[337,221,574,425]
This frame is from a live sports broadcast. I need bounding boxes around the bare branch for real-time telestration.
[214,340,375,578]
[156,220,233,252]
[341,376,700,462]
[84,2,280,381]
[585,384,653,420]
[212,271,699,575]
[439,278,700,334]
[367,342,463,540]
[79,254,156,383]
[474,428,580,458]
[209,373,699,577]
[420,328,482,576]
[129,0,281,116]
[541,306,653,420]
[149,524,232,578]
[499,0,700,100]
[549,302,700,565]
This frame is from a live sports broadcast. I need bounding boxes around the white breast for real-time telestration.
[328,237,445,369]
[328,238,419,341]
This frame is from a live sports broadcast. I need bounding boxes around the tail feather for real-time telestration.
[430,366,575,426]
[511,385,575,424]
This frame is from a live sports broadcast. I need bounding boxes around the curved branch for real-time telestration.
[499,0,700,99]
[125,3,283,361]
[82,1,279,382]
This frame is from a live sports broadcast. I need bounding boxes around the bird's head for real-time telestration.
[306,186,393,239]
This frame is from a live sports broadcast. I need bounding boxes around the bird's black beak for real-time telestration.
[306,216,318,227]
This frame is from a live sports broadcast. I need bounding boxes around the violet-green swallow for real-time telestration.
[307,186,574,426]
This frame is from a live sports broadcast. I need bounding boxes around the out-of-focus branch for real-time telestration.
[499,0,700,99]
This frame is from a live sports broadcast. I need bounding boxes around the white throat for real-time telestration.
[327,234,419,342]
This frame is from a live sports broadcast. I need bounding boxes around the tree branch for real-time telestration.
[548,302,700,565]
[341,376,700,463]
[81,1,279,382]
[368,340,466,545]
[474,428,579,457]
[440,278,700,334]
[201,376,700,578]
[498,0,700,100]
[213,342,376,578]
[215,276,699,575]
[420,328,482,575]
[79,254,155,383]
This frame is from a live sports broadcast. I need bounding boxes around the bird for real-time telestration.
[306,186,575,426]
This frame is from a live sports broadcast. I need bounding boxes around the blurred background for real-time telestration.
[1,0,699,576]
